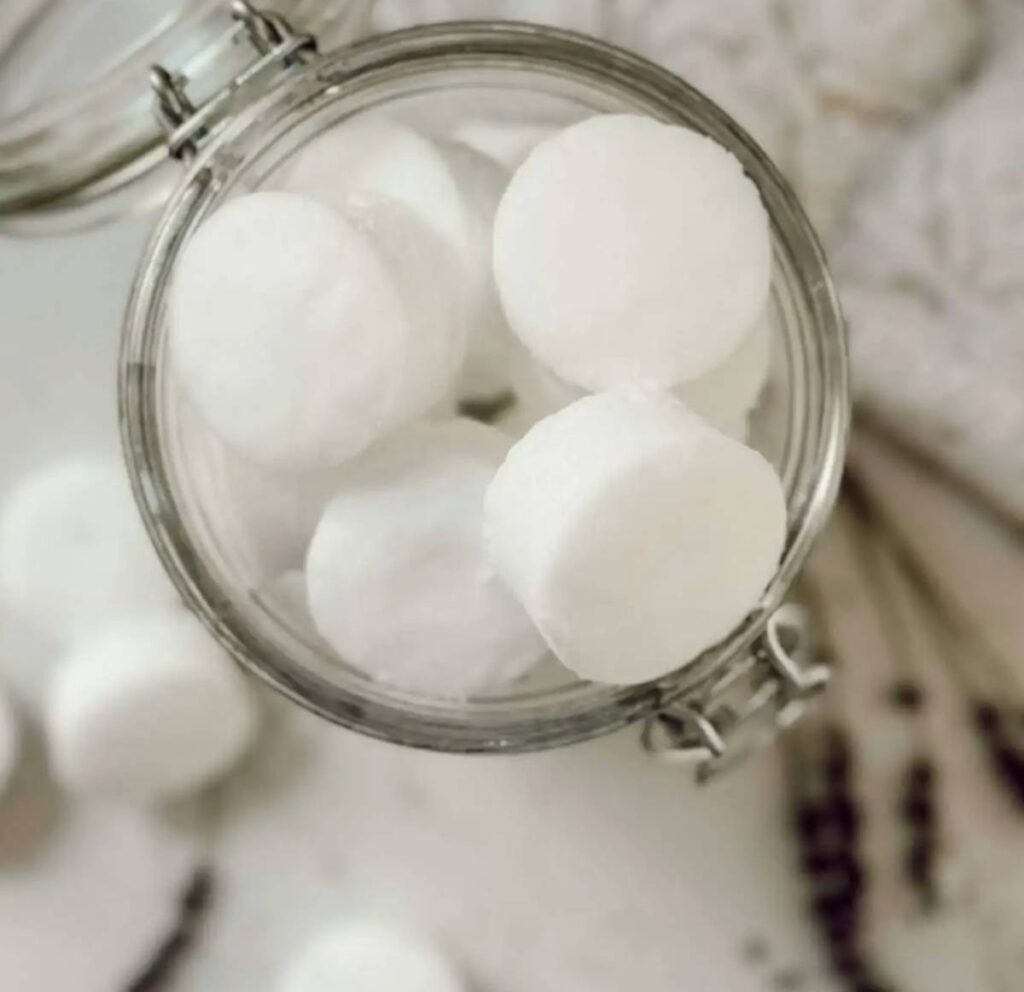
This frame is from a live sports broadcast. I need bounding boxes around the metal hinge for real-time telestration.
[642,604,830,782]
[151,1,319,160]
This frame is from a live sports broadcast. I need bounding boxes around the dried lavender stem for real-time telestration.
[783,577,899,991]
[842,494,942,914]
[854,414,1024,541]
[851,473,1024,812]
[842,469,1014,701]
[124,866,215,992]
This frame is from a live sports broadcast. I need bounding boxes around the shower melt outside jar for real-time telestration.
[119,12,849,772]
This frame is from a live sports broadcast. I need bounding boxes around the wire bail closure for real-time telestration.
[642,604,830,782]
[151,1,319,160]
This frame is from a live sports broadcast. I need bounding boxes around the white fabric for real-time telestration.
[839,47,1024,518]
[373,0,981,231]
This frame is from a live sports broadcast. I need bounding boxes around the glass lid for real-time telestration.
[0,0,369,223]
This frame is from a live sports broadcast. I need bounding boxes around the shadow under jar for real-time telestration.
[120,18,849,762]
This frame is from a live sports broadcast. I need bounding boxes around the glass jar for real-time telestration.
[116,17,849,764]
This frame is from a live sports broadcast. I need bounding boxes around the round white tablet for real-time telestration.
[276,118,477,276]
[435,140,516,402]
[277,120,519,387]
[345,193,469,418]
[449,118,558,170]
[676,317,772,427]
[47,611,259,800]
[506,340,582,429]
[179,416,350,581]
[508,317,771,435]
[0,684,19,795]
[0,454,176,640]
[493,114,772,390]
[170,191,441,469]
[280,919,464,992]
[275,118,489,333]
[306,420,547,698]
[484,389,787,684]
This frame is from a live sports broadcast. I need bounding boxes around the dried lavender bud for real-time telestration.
[824,736,853,787]
[827,944,868,979]
[813,890,860,922]
[900,793,932,826]
[909,761,934,788]
[800,850,859,876]
[795,802,826,841]
[800,813,857,857]
[992,744,1024,806]
[898,756,939,911]
[973,701,1001,736]
[817,862,865,900]
[887,679,923,711]
[906,839,935,886]
[787,723,894,991]
[823,797,859,838]
[123,866,215,992]
[126,932,188,992]
[181,866,214,916]
[821,910,858,945]
[970,704,1024,809]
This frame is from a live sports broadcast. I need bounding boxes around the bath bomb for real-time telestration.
[347,193,470,416]
[177,407,351,581]
[0,684,18,795]
[506,341,582,428]
[508,318,772,434]
[177,352,464,594]
[276,118,476,271]
[280,919,464,992]
[484,389,787,684]
[449,118,559,170]
[306,420,547,698]
[46,611,259,800]
[170,191,453,469]
[279,120,510,401]
[276,119,486,324]
[493,114,772,390]
[0,454,176,639]
[676,317,773,427]
[435,140,516,402]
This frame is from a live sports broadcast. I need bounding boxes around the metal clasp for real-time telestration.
[642,604,830,782]
[151,1,318,160]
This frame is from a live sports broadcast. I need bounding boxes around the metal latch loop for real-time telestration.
[642,604,830,782]
[151,1,318,160]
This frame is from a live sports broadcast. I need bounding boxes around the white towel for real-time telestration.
[838,45,1024,519]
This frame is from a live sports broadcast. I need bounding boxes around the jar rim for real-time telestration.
[120,21,849,753]
[0,0,368,224]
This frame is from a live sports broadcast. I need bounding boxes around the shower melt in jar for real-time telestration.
[0,6,847,769]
